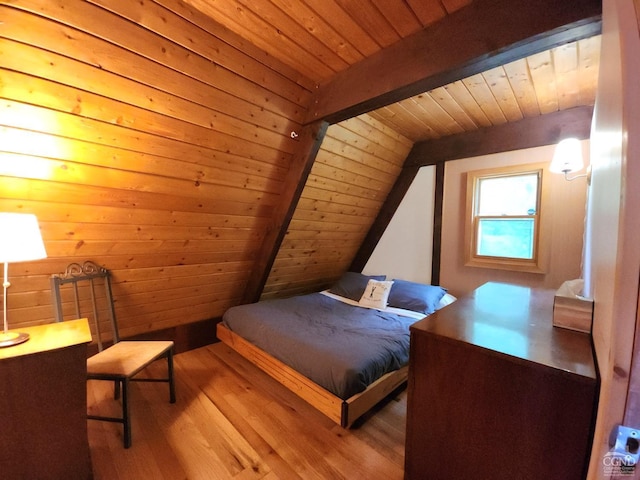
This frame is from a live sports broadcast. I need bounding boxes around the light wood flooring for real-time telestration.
[86,342,406,479]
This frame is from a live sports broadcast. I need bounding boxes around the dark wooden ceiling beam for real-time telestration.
[242,121,328,304]
[407,105,594,167]
[306,0,602,125]
[349,105,594,277]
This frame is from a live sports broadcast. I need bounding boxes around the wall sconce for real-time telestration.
[550,138,591,184]
[0,213,48,347]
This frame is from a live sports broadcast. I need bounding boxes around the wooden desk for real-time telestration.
[0,319,93,480]
[405,282,598,480]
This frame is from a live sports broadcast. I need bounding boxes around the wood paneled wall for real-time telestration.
[0,0,316,338]
[262,114,412,299]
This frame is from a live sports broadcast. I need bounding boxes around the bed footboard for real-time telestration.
[216,323,407,427]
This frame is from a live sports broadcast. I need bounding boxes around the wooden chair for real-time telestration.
[50,261,175,448]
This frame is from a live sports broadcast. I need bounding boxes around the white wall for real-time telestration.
[363,166,436,283]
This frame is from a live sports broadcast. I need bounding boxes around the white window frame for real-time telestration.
[464,162,550,273]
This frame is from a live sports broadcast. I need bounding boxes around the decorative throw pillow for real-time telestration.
[387,279,447,314]
[329,272,386,301]
[358,279,394,309]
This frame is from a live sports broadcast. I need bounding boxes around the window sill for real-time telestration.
[464,257,547,274]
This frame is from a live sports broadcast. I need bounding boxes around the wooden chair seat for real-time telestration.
[87,340,174,378]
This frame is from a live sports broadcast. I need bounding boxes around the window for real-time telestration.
[465,164,548,273]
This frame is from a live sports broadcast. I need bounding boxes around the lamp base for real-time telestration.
[0,331,30,348]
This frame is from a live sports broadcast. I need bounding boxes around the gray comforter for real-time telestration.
[222,292,418,399]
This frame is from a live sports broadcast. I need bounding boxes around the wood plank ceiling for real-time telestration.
[183,0,474,84]
[369,36,600,142]
[185,0,601,142]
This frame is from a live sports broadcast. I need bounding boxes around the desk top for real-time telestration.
[0,318,91,360]
[411,282,597,379]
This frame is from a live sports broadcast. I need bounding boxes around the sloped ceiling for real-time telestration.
[185,0,600,141]
[369,35,600,142]
[183,0,474,83]
[0,0,603,337]
[183,0,602,299]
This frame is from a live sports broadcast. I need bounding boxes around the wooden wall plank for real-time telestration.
[182,0,336,80]
[91,0,314,106]
[241,121,329,303]
[370,0,422,37]
[0,178,273,217]
[8,1,307,122]
[577,35,601,104]
[553,42,581,110]
[1,40,299,148]
[270,0,365,66]
[178,0,472,87]
[263,114,412,298]
[0,0,602,346]
[410,94,465,137]
[0,1,311,338]
[297,1,381,58]
[334,0,401,48]
[406,0,446,25]
[155,0,317,92]
[461,74,508,125]
[0,150,278,207]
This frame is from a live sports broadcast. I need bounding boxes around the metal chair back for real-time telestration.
[51,261,119,351]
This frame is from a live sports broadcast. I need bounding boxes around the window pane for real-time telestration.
[476,218,535,259]
[477,174,538,216]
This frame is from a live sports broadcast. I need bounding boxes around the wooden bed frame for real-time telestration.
[216,323,408,427]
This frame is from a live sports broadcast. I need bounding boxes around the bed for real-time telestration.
[217,272,454,427]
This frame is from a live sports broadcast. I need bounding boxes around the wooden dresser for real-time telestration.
[405,282,598,480]
[0,319,93,480]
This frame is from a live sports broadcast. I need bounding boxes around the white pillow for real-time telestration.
[359,279,394,309]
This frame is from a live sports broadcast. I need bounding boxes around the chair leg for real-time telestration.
[114,379,121,400]
[167,349,176,404]
[121,379,131,449]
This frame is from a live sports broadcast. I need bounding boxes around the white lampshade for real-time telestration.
[0,213,47,347]
[550,138,584,174]
[0,213,47,263]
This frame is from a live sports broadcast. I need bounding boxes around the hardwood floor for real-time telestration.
[87,342,406,479]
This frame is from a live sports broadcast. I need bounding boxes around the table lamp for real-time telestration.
[0,213,48,347]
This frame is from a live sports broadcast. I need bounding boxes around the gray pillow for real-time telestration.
[387,279,447,314]
[329,272,386,301]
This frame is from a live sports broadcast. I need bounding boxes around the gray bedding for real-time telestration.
[221,292,419,399]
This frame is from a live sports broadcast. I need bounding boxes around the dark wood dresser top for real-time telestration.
[411,281,596,379]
